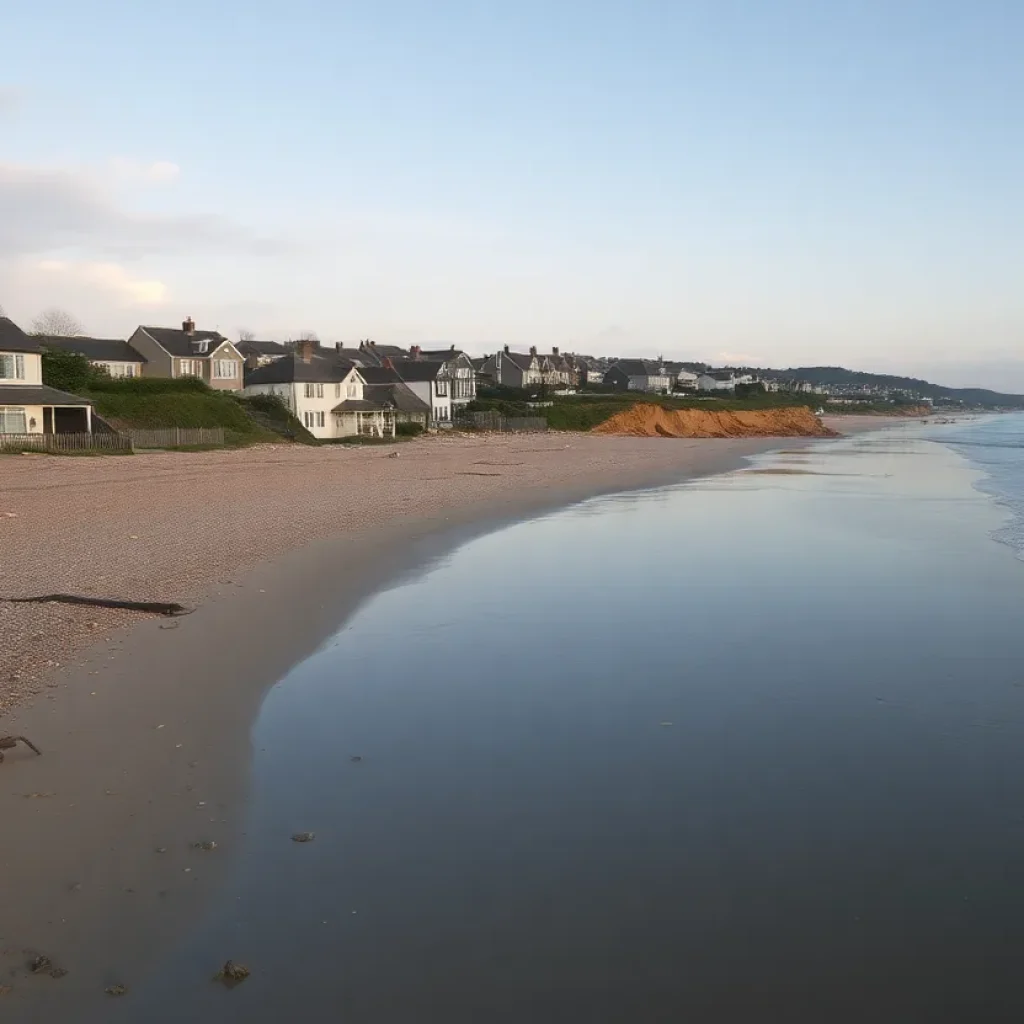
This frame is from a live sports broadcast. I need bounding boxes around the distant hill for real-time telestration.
[753,366,1024,408]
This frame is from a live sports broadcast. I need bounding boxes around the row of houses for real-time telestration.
[1,309,772,441]
[0,315,482,440]
[475,347,765,395]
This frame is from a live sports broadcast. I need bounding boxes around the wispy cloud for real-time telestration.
[108,158,182,185]
[35,259,168,307]
[0,161,281,261]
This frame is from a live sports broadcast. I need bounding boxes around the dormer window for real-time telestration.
[195,340,210,354]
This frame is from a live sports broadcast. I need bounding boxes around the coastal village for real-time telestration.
[0,313,958,448]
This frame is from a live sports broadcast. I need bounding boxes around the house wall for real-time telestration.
[206,345,244,391]
[403,379,452,424]
[0,350,43,385]
[0,404,45,433]
[244,371,368,439]
[128,329,174,378]
[448,355,477,404]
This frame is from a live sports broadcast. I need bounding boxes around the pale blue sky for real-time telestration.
[1,1,1021,388]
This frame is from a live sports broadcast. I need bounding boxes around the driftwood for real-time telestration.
[1,594,191,617]
[0,735,41,764]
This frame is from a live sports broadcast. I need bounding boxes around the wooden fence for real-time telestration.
[0,432,133,453]
[459,411,548,432]
[127,427,226,448]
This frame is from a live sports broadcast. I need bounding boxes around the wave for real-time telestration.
[939,415,1024,560]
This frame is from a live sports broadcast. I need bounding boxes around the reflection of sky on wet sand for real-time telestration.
[119,427,1024,1024]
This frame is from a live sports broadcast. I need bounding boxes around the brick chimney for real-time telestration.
[552,346,559,356]
[244,352,260,372]
[383,356,394,370]
[299,339,315,363]
[410,345,421,359]
[529,346,537,356]
[503,345,510,354]
[182,316,195,336]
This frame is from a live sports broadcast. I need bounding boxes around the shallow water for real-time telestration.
[103,421,1024,1022]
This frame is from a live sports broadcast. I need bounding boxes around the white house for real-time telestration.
[242,341,395,438]
[674,369,699,391]
[0,317,94,435]
[38,335,146,378]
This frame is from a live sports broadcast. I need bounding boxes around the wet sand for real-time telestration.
[0,431,839,1020]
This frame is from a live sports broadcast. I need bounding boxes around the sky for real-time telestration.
[1,0,1021,389]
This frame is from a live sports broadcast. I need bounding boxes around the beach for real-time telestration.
[3,425,904,1020]
[0,413,1014,1021]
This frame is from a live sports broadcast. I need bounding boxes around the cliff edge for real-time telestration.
[591,404,839,438]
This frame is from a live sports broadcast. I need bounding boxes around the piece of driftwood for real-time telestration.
[1,594,191,616]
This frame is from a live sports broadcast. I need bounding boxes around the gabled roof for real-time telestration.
[138,325,232,358]
[38,335,146,363]
[389,359,448,382]
[357,366,403,385]
[502,351,536,371]
[244,353,360,385]
[237,339,288,357]
[0,317,41,354]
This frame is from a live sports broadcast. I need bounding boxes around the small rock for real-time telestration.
[215,961,251,987]
[105,984,128,996]
[192,841,218,851]
[291,832,315,843]
[155,847,167,854]
[350,755,363,762]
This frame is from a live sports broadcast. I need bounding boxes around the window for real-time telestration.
[179,359,201,377]
[0,353,25,380]
[0,407,27,434]
[213,359,238,379]
[335,383,341,399]
[435,379,448,397]
[346,383,358,398]
[316,410,325,428]
[304,382,324,398]
[109,364,137,378]
[303,410,325,429]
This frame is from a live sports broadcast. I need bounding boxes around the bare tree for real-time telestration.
[238,328,256,342]
[31,307,85,337]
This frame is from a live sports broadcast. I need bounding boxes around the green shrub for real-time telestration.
[395,421,425,437]
[86,376,212,394]
[41,350,108,393]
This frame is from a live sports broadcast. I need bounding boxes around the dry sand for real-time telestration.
[0,424,917,1019]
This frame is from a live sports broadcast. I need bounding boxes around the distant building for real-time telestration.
[603,359,673,394]
[236,339,288,367]
[697,371,737,392]
[479,347,545,390]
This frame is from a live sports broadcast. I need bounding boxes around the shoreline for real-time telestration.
[0,423,916,1017]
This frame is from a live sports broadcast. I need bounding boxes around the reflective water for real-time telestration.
[113,424,1024,1022]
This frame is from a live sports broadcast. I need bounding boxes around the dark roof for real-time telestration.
[389,359,448,382]
[364,382,431,414]
[706,370,736,381]
[610,359,666,377]
[244,353,359,386]
[357,366,403,385]
[332,398,386,412]
[0,384,91,406]
[502,351,536,371]
[419,348,467,361]
[138,325,232,358]
[38,335,146,363]
[0,317,41,353]
[237,339,288,357]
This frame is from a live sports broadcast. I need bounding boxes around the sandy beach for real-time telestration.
[0,420,913,1019]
